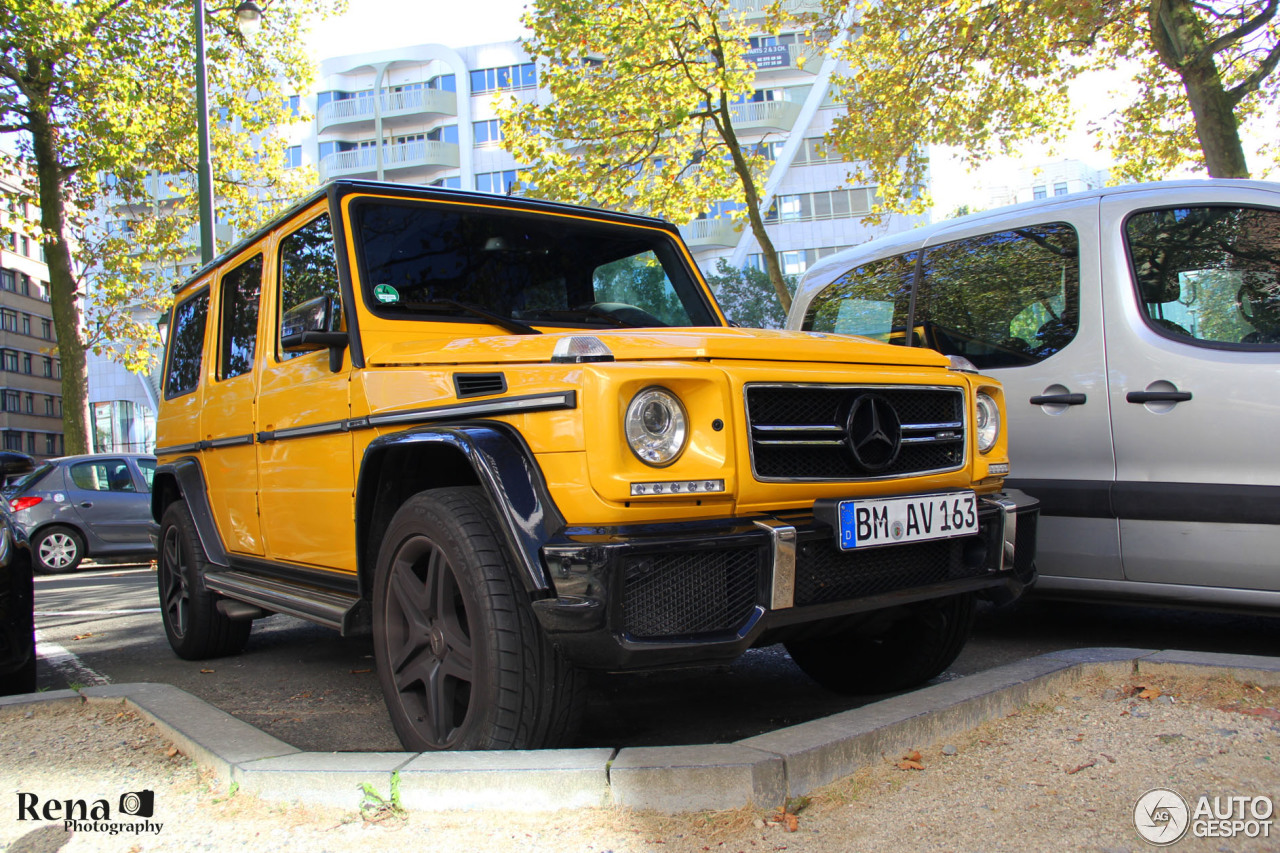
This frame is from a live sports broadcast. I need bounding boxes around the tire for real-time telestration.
[157,500,251,660]
[33,526,84,575]
[373,486,585,751]
[785,593,977,695]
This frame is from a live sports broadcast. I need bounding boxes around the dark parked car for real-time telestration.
[0,501,35,695]
[6,453,158,574]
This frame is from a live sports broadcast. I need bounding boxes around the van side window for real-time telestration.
[164,289,209,399]
[1125,206,1280,347]
[916,223,1080,369]
[278,214,341,360]
[802,251,916,344]
[218,253,262,379]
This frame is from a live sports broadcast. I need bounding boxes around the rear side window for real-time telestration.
[164,289,209,399]
[218,254,263,379]
[916,223,1080,369]
[1125,205,1280,348]
[802,251,917,343]
[69,459,135,493]
[136,459,156,490]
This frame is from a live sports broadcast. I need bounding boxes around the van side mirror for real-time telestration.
[281,295,348,372]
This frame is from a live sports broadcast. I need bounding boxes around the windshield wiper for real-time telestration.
[399,299,541,335]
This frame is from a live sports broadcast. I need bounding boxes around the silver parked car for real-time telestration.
[788,179,1280,613]
[5,453,158,574]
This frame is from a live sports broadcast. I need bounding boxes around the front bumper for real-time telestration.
[533,489,1039,671]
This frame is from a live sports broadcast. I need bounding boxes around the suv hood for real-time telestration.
[366,327,952,369]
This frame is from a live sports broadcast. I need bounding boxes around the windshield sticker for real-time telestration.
[373,284,399,304]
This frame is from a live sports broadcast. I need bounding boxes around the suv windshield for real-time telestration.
[352,198,719,329]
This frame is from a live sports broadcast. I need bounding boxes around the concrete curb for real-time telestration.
[8,647,1280,813]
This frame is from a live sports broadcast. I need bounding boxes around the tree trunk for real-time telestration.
[717,98,791,313]
[29,112,91,455]
[1149,0,1252,178]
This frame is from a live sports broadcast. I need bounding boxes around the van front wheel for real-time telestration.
[372,487,584,751]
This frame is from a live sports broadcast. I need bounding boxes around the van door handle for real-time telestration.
[1030,393,1086,406]
[79,501,93,508]
[1126,391,1192,404]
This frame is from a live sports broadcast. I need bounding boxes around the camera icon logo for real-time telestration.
[118,790,155,818]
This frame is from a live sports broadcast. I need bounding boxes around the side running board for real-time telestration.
[203,571,371,636]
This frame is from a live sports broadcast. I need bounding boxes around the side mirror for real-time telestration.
[281,295,349,372]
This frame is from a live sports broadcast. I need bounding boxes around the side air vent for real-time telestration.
[454,372,508,399]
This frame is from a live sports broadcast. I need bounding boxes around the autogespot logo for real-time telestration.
[1134,788,1190,845]
[1134,789,1275,845]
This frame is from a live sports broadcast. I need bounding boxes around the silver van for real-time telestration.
[788,180,1280,612]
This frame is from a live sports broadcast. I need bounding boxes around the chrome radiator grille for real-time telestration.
[745,384,966,481]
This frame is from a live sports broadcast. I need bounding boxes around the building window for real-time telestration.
[3,431,22,452]
[3,351,17,372]
[23,393,32,414]
[22,353,30,374]
[0,270,12,291]
[1033,185,1047,200]
[1054,181,1069,196]
[426,125,458,144]
[41,356,51,377]
[32,280,48,301]
[45,433,58,455]
[428,74,456,92]
[285,146,302,169]
[475,170,519,195]
[286,94,300,116]
[430,176,462,189]
[469,63,536,94]
[474,119,503,146]
[1,309,15,332]
[21,314,29,335]
[25,432,34,454]
[765,188,876,223]
[3,390,18,411]
[40,319,49,339]
[43,395,53,416]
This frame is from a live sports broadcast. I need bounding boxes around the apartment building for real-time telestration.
[297,4,926,295]
[0,172,64,460]
[986,158,1110,209]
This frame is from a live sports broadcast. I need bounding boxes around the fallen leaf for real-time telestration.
[1220,704,1280,722]
[165,746,179,758]
[73,633,93,640]
[1066,760,1096,775]
[897,760,925,771]
[1138,687,1161,701]
[783,814,799,833]
[350,669,372,674]
[905,750,922,762]
[200,668,215,674]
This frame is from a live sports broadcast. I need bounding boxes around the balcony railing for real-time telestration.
[728,99,804,132]
[319,140,461,182]
[679,218,741,249]
[317,89,457,131]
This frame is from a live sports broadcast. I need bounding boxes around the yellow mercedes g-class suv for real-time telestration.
[153,180,1038,751]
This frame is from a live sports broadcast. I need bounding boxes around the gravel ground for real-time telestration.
[3,671,1279,853]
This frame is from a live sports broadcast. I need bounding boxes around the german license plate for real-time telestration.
[836,492,978,550]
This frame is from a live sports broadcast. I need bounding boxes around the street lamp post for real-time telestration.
[193,0,264,266]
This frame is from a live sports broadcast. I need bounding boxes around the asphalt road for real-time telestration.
[32,565,1280,753]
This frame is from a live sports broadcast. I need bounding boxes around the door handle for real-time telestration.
[79,501,93,508]
[1126,390,1192,404]
[1030,393,1086,406]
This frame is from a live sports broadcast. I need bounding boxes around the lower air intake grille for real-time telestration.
[793,524,1000,608]
[622,546,762,639]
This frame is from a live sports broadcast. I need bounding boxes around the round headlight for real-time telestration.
[975,392,1000,453]
[625,387,688,467]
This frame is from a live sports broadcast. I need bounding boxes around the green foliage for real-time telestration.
[499,0,814,310]
[0,0,341,449]
[703,257,792,328]
[359,771,406,822]
[823,0,1280,212]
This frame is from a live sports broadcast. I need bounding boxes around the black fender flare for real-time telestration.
[355,423,564,598]
[151,457,229,567]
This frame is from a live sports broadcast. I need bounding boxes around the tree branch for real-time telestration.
[1227,38,1280,104]
[1203,0,1277,57]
